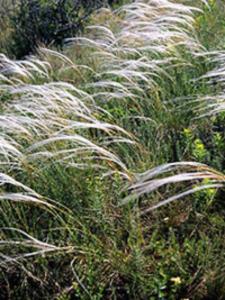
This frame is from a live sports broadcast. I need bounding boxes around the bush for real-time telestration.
[8,0,111,58]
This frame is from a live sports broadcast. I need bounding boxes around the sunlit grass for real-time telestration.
[1,0,225,299]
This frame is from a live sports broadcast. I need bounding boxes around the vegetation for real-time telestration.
[0,0,225,299]
[0,0,126,58]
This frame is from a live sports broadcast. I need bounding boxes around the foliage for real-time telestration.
[1,0,125,58]
[0,0,225,299]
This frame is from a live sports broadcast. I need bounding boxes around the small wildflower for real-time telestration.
[194,139,204,151]
[193,139,208,161]
[183,128,192,138]
[170,277,182,285]
[183,128,191,134]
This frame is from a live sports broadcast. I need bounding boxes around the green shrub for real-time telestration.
[8,0,119,58]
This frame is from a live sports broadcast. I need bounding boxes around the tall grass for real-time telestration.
[1,0,225,299]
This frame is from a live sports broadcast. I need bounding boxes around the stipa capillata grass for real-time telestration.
[0,1,224,296]
[0,53,135,177]
[66,0,205,110]
[192,50,225,116]
[0,43,136,266]
[122,162,224,214]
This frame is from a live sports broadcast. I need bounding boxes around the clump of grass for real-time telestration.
[1,0,225,299]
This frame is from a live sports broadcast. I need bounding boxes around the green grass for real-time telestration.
[0,0,225,299]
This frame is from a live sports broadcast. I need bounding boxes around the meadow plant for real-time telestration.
[1,0,225,299]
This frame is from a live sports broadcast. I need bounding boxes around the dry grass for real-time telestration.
[1,0,225,299]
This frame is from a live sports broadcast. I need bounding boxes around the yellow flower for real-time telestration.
[183,128,191,135]
[170,277,182,285]
[183,128,192,139]
[194,139,204,151]
[209,0,215,5]
[193,139,207,160]
[183,128,192,140]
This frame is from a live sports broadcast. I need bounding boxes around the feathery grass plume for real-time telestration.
[0,50,135,285]
[122,162,224,214]
[38,48,95,83]
[0,53,50,83]
[117,0,201,51]
[0,172,64,210]
[0,54,135,178]
[66,0,204,110]
[0,165,80,267]
[193,50,225,116]
[0,228,74,267]
[0,50,134,266]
